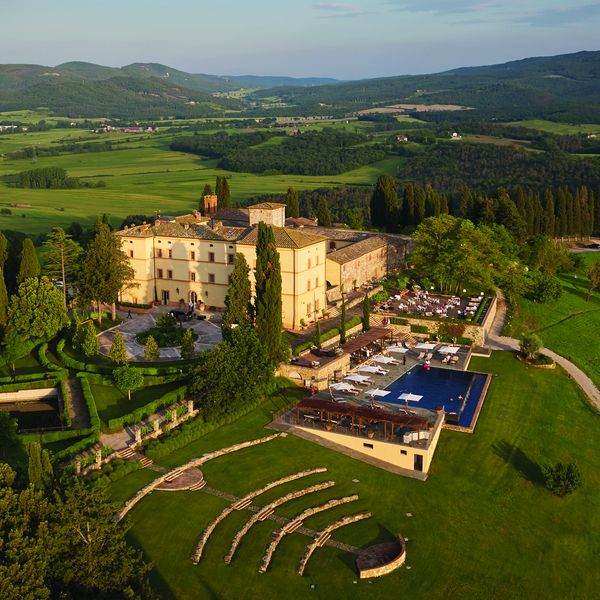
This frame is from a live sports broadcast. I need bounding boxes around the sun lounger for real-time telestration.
[417,352,425,360]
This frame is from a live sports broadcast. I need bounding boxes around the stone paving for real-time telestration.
[97,308,222,361]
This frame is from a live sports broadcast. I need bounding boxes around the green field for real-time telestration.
[509,119,600,135]
[0,126,403,235]
[509,253,600,388]
[110,352,600,600]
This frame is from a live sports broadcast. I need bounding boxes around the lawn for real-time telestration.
[508,119,600,135]
[509,253,600,388]
[110,352,600,600]
[90,380,183,426]
[0,351,43,377]
[0,125,402,235]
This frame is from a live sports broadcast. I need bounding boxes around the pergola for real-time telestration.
[341,327,393,355]
[296,397,430,442]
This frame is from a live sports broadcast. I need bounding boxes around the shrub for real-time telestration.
[390,317,408,325]
[542,462,582,497]
[410,324,429,334]
[77,374,101,436]
[520,333,542,359]
[524,271,562,303]
[371,290,390,303]
[532,353,554,366]
[118,301,152,309]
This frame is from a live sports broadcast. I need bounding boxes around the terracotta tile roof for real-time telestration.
[285,217,318,227]
[248,202,286,210]
[116,220,247,242]
[327,236,387,264]
[238,226,326,249]
[214,207,249,226]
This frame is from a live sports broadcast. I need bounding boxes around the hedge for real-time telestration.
[21,427,91,444]
[59,379,72,428]
[292,316,364,356]
[118,301,152,309]
[52,433,98,463]
[0,378,60,393]
[410,324,429,334]
[144,378,291,461]
[38,343,63,371]
[472,297,492,324]
[0,372,57,384]
[106,384,187,431]
[390,317,408,326]
[434,334,474,345]
[88,458,144,487]
[76,374,101,436]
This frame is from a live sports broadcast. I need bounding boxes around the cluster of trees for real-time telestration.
[170,131,282,158]
[16,167,82,189]
[0,458,155,599]
[220,129,385,176]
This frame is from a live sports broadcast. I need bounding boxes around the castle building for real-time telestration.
[116,198,401,330]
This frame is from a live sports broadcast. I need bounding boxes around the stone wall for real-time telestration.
[279,353,350,391]
[356,536,407,579]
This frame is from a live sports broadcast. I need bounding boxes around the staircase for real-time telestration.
[117,446,154,468]
[189,479,207,491]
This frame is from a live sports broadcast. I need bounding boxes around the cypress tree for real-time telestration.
[108,331,128,364]
[458,188,474,219]
[317,198,332,227]
[314,321,321,349]
[414,185,426,225]
[215,176,231,208]
[180,328,196,361]
[370,175,398,229]
[401,184,415,228]
[285,187,300,218]
[255,223,282,365]
[0,232,8,272]
[42,227,81,306]
[215,176,224,205]
[17,239,40,284]
[202,183,212,197]
[222,253,252,337]
[362,294,370,332]
[27,442,53,491]
[81,321,100,358]
[339,295,347,345]
[543,189,556,237]
[0,272,8,329]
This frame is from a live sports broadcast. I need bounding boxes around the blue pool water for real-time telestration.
[384,366,488,429]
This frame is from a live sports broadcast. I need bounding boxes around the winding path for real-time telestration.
[487,292,600,411]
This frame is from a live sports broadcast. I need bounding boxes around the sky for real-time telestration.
[1,0,599,79]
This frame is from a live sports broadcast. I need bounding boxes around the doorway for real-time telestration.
[161,290,170,305]
[414,454,423,472]
[190,291,198,305]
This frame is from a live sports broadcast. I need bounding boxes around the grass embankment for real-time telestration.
[111,352,600,600]
[509,253,600,389]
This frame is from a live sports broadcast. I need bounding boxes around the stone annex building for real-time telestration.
[116,197,407,330]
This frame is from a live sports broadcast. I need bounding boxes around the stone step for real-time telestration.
[189,480,206,491]
[140,457,153,468]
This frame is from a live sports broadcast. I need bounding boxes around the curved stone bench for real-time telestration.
[225,481,335,564]
[297,512,372,576]
[259,494,359,573]
[356,536,406,579]
[192,467,328,563]
[114,433,281,523]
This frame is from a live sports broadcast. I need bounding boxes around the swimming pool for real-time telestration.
[384,365,489,429]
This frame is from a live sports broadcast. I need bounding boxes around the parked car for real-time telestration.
[168,309,194,321]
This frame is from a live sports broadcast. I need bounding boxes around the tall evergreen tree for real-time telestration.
[362,294,370,332]
[254,223,283,365]
[42,227,81,306]
[401,184,415,228]
[542,189,556,237]
[108,331,128,364]
[339,294,347,344]
[17,238,40,284]
[80,321,100,358]
[180,328,196,361]
[317,198,333,227]
[314,321,321,349]
[215,176,231,208]
[27,441,53,491]
[370,175,398,229]
[0,232,8,272]
[222,253,252,337]
[76,223,134,325]
[144,335,159,361]
[285,187,300,218]
[0,272,8,330]
[458,188,475,219]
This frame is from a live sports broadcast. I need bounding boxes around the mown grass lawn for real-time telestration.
[90,380,183,426]
[510,253,600,388]
[110,352,600,600]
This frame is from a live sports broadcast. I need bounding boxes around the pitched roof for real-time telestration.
[116,220,247,242]
[248,202,286,210]
[238,226,326,249]
[326,236,387,265]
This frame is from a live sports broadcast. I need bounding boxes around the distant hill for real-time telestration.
[249,50,600,122]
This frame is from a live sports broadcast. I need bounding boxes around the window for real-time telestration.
[315,299,320,312]
[190,251,195,260]
[157,248,163,258]
[190,272,196,282]
[307,280,311,291]
[228,253,235,265]
[315,277,319,288]
[306,303,311,316]
[208,252,215,263]
[208,273,215,284]
[363,443,374,449]
[316,255,319,265]
[167,270,173,279]
[400,450,408,455]
[308,258,311,269]
[168,249,172,259]
[157,269,163,279]
[129,250,134,258]
[329,241,336,250]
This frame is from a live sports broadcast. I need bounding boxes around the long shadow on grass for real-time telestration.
[492,440,544,486]
[336,523,397,574]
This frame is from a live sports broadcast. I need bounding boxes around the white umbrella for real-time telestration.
[415,342,437,350]
[438,346,459,354]
[373,355,398,365]
[329,382,358,392]
[358,365,383,374]
[365,388,390,398]
[386,345,409,354]
[398,392,423,402]
[345,373,372,384]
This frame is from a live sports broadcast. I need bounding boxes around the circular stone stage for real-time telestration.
[155,467,205,491]
[356,537,406,578]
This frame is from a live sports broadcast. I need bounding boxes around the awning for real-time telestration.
[399,392,423,402]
